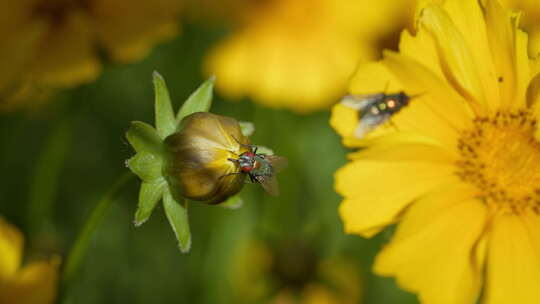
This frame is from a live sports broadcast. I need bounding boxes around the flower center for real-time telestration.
[456,110,540,215]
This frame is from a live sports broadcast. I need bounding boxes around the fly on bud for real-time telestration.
[164,112,287,204]
[228,146,287,196]
[340,92,411,138]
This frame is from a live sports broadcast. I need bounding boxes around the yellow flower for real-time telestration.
[0,217,59,304]
[0,0,181,110]
[204,0,418,113]
[331,0,540,303]
[231,239,362,304]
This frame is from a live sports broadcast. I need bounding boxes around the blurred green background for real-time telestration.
[0,21,418,304]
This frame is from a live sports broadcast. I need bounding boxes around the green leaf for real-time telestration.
[153,71,177,138]
[126,121,163,155]
[163,188,191,253]
[134,180,166,226]
[220,195,243,209]
[126,151,163,181]
[239,121,255,137]
[176,76,215,124]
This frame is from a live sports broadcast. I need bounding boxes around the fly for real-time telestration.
[226,145,287,196]
[340,92,412,138]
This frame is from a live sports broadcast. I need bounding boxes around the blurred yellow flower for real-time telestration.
[204,0,417,113]
[0,0,181,110]
[0,217,59,304]
[231,239,362,304]
[332,0,540,303]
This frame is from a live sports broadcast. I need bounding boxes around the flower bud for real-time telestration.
[164,112,250,204]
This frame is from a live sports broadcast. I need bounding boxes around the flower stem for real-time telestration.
[59,172,134,302]
[27,117,72,236]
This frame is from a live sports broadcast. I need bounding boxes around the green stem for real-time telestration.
[59,172,134,301]
[27,117,72,235]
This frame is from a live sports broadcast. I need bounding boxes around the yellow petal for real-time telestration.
[527,73,540,141]
[520,212,540,257]
[336,147,457,237]
[348,139,457,163]
[0,258,60,304]
[419,4,487,112]
[483,214,540,304]
[0,217,23,282]
[514,29,530,109]
[530,30,540,58]
[374,197,486,304]
[329,103,362,147]
[484,0,520,111]
[399,28,443,80]
[526,73,540,109]
[383,51,472,146]
[443,0,501,111]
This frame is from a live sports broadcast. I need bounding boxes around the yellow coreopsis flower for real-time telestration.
[204,0,417,113]
[0,0,181,110]
[331,0,540,303]
[231,240,362,304]
[0,217,59,304]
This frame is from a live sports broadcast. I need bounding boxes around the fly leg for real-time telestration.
[231,135,257,152]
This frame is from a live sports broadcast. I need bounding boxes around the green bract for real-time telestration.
[126,72,244,253]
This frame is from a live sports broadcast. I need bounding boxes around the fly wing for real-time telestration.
[340,94,383,111]
[256,174,279,196]
[264,155,288,173]
[354,113,390,138]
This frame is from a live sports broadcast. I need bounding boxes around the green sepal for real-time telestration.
[126,121,163,155]
[153,71,177,139]
[254,146,274,155]
[220,195,243,209]
[134,179,166,227]
[239,121,255,137]
[163,188,191,253]
[126,151,163,181]
[176,76,215,124]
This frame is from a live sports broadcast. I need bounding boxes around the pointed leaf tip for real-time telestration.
[152,70,164,81]
[153,71,177,139]
[163,189,192,253]
[176,77,215,123]
[134,180,165,226]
